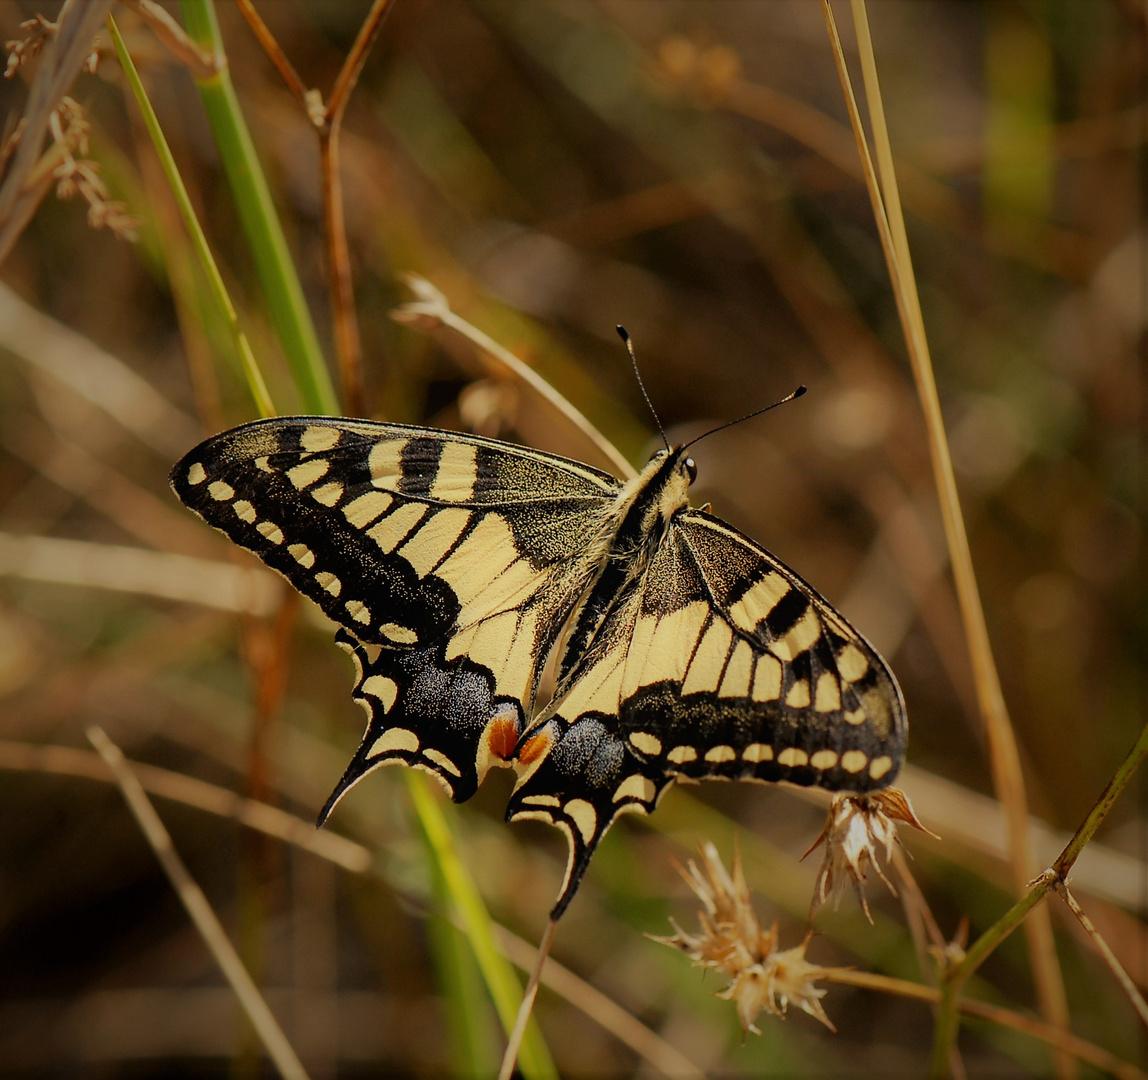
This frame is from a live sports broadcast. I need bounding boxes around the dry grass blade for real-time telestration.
[0,737,704,1077]
[497,918,558,1080]
[822,0,1071,1068]
[85,726,311,1080]
[394,276,637,480]
[493,926,705,1080]
[1056,884,1148,1030]
[0,281,199,456]
[0,533,281,614]
[0,740,372,873]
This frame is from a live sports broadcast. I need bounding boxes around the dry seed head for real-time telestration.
[805,789,937,922]
[5,15,58,79]
[651,842,846,1034]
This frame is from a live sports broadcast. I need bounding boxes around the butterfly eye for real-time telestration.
[685,456,697,484]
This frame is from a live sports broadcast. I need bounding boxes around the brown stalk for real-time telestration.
[821,0,1072,1067]
[827,970,1148,1080]
[234,0,395,417]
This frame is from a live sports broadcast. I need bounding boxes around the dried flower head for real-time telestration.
[47,97,137,242]
[5,15,58,79]
[651,842,847,1034]
[805,789,937,921]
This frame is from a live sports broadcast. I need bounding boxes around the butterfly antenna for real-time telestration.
[682,385,807,452]
[617,325,670,452]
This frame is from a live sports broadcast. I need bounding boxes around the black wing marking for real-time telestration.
[171,417,620,800]
[507,509,906,918]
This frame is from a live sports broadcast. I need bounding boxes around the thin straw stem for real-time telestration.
[1057,884,1148,1030]
[822,0,1072,1069]
[497,918,559,1080]
[87,726,310,1080]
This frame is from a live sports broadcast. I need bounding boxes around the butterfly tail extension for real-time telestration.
[507,717,672,919]
[317,629,531,825]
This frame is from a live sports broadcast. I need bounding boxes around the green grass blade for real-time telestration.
[107,13,274,420]
[177,0,338,416]
[406,772,557,1080]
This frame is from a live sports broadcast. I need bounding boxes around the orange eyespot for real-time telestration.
[487,714,519,761]
[516,728,553,766]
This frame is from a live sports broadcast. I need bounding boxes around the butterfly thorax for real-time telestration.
[551,447,695,688]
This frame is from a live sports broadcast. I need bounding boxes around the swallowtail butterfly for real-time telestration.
[172,395,906,917]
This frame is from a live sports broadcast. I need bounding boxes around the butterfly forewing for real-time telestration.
[172,417,620,800]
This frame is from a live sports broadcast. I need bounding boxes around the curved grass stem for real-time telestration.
[107,13,274,419]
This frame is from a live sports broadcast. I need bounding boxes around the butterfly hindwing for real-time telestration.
[171,417,621,804]
[507,509,906,914]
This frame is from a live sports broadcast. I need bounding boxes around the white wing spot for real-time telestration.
[728,573,790,634]
[564,799,598,846]
[368,727,419,755]
[315,571,341,596]
[311,481,344,507]
[752,654,783,701]
[810,749,839,770]
[208,480,234,501]
[840,749,868,773]
[704,745,736,763]
[837,643,870,683]
[628,732,662,756]
[718,639,754,698]
[777,747,809,767]
[430,441,478,502]
[742,743,773,763]
[301,425,341,452]
[289,543,315,568]
[814,672,842,713]
[345,600,371,625]
[785,678,811,708]
[368,439,407,489]
[398,508,473,578]
[844,707,867,726]
[613,774,656,803]
[667,745,697,764]
[343,491,393,530]
[361,675,398,712]
[423,747,462,777]
[367,503,428,553]
[379,623,418,645]
[287,458,329,490]
[233,500,257,523]
[679,617,732,696]
[769,607,822,662]
[869,755,893,781]
[256,521,284,544]
[254,456,273,473]
[187,462,207,485]
[521,794,561,807]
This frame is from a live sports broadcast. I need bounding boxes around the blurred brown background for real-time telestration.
[0,0,1143,1076]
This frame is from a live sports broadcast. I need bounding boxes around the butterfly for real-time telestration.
[171,385,906,918]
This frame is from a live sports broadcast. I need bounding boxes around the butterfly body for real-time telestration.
[172,417,906,916]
